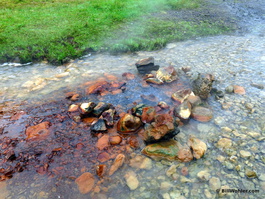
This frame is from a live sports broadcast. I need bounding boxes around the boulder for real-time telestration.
[75,172,95,194]
[117,114,142,133]
[191,106,213,122]
[135,57,159,74]
[192,73,214,99]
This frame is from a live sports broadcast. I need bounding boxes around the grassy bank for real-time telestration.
[0,0,232,64]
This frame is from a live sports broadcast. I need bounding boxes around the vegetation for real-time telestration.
[0,0,231,64]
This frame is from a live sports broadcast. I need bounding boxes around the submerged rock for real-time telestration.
[145,66,178,84]
[142,140,192,162]
[188,136,207,159]
[75,172,95,194]
[135,57,159,74]
[233,85,246,95]
[109,154,125,176]
[117,114,142,133]
[124,170,139,190]
[173,100,192,120]
[192,73,214,99]
[25,122,51,140]
[171,89,192,103]
[143,114,179,143]
[191,106,213,122]
[129,155,152,170]
[131,104,156,123]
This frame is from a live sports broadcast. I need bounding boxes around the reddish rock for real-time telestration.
[104,73,118,81]
[86,80,110,95]
[109,136,122,145]
[82,117,98,125]
[109,154,125,176]
[96,134,110,150]
[75,172,95,194]
[111,89,123,95]
[191,106,213,122]
[122,72,135,80]
[181,167,189,176]
[233,85,246,95]
[117,114,142,133]
[68,104,79,112]
[96,164,107,178]
[97,152,111,163]
[177,146,194,162]
[70,94,80,101]
[128,136,140,149]
[140,106,156,123]
[25,121,51,140]
[10,111,26,121]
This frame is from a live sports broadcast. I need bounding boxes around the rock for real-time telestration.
[129,155,152,170]
[155,66,178,83]
[173,100,192,120]
[135,57,159,74]
[109,136,122,145]
[166,165,178,177]
[90,119,107,132]
[181,167,189,176]
[160,181,173,191]
[145,78,163,85]
[55,72,70,78]
[96,164,107,178]
[233,85,246,95]
[171,89,192,103]
[209,177,221,190]
[80,102,96,114]
[197,170,210,181]
[225,85,234,93]
[177,145,194,162]
[188,136,207,159]
[187,95,201,107]
[245,103,254,110]
[10,111,26,121]
[68,104,79,112]
[70,94,80,101]
[97,152,111,163]
[82,117,98,125]
[142,140,191,162]
[122,72,135,80]
[239,150,251,158]
[250,83,264,89]
[191,106,213,122]
[245,169,257,178]
[143,114,178,143]
[75,172,95,194]
[141,94,158,104]
[117,114,142,133]
[217,138,232,149]
[192,73,214,99]
[124,171,139,190]
[25,122,51,140]
[86,80,111,95]
[158,101,170,109]
[96,135,110,150]
[101,109,116,126]
[140,106,156,123]
[92,102,111,116]
[109,154,125,176]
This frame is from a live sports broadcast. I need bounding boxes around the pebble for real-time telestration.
[217,138,232,149]
[124,171,139,190]
[239,150,251,158]
[209,177,221,190]
[197,170,210,181]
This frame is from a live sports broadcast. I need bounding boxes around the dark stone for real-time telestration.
[92,102,111,116]
[192,73,214,99]
[250,83,264,90]
[101,109,116,126]
[135,57,159,74]
[90,119,107,132]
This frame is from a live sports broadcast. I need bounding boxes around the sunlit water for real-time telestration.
[0,20,265,199]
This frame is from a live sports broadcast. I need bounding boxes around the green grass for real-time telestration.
[0,0,231,64]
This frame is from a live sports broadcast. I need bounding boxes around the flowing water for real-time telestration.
[1,1,265,199]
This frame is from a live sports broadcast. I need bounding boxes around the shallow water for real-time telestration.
[1,14,265,199]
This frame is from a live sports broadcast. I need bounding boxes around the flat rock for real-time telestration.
[109,154,125,176]
[96,134,110,150]
[233,85,246,95]
[75,172,95,194]
[191,106,213,122]
[25,121,51,140]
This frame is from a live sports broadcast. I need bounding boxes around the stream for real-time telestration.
[1,0,265,199]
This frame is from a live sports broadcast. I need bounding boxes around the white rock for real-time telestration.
[124,171,139,190]
[239,150,251,158]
